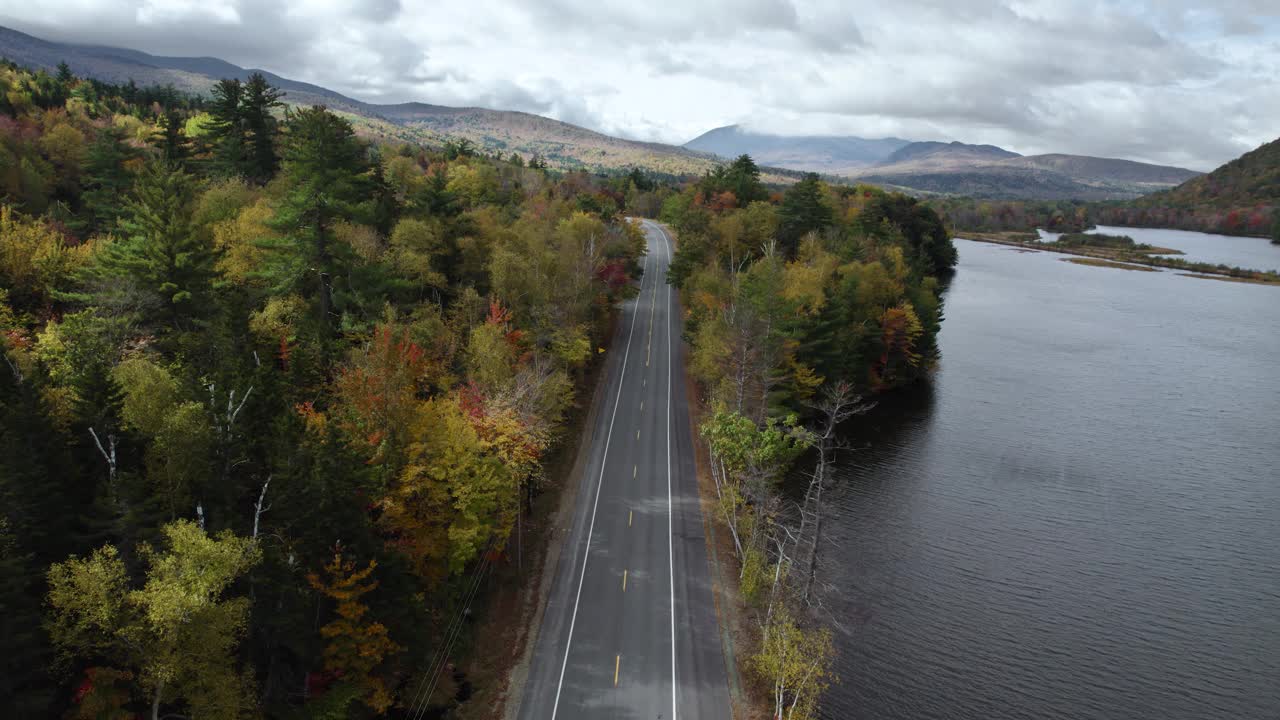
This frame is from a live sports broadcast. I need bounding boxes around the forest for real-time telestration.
[0,58,959,719]
[662,155,955,717]
[0,61,652,718]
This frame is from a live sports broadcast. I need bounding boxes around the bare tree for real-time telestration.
[88,426,118,486]
[797,381,871,605]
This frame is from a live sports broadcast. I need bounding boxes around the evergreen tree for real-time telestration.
[93,162,215,336]
[241,73,284,183]
[626,166,655,192]
[261,106,369,340]
[723,154,767,204]
[208,78,246,177]
[0,519,54,717]
[150,108,189,164]
[0,365,79,561]
[416,165,459,217]
[777,173,832,257]
[77,127,140,236]
[860,193,958,275]
[55,60,74,85]
[368,149,400,236]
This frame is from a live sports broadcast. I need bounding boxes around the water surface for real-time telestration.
[1037,224,1280,271]
[809,239,1280,720]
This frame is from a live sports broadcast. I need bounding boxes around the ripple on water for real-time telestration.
[797,240,1280,720]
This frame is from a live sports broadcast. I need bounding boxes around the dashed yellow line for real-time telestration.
[622,569,628,591]
[629,509,633,526]
[614,654,621,687]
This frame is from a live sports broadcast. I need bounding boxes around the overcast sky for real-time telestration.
[4,0,1278,170]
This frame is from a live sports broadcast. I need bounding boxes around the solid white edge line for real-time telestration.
[549,224,650,719]
[656,220,679,720]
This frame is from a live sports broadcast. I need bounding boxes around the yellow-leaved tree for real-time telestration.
[46,520,260,720]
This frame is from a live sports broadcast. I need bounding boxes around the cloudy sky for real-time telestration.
[3,0,1278,170]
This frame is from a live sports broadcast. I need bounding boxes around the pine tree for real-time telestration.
[0,519,55,716]
[368,149,400,236]
[93,161,215,336]
[0,364,79,561]
[241,73,284,183]
[777,173,832,258]
[724,154,767,204]
[207,78,246,177]
[56,60,74,85]
[150,108,189,164]
[260,106,369,340]
[77,127,140,236]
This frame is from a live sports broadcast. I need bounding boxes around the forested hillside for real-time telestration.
[1092,136,1280,238]
[0,60,653,718]
[0,24,728,178]
[927,137,1280,243]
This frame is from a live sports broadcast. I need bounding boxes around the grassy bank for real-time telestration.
[1061,257,1159,271]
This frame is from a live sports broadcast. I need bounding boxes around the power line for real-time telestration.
[403,539,497,719]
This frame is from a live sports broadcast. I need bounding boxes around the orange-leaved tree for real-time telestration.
[307,549,402,714]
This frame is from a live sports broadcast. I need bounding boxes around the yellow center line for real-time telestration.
[614,654,621,687]
[633,465,637,478]
[629,509,633,526]
[622,569,628,591]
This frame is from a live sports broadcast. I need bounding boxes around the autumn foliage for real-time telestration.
[307,550,402,714]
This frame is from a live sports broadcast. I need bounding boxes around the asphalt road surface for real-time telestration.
[515,220,732,720]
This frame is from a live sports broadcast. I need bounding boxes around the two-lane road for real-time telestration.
[516,220,731,719]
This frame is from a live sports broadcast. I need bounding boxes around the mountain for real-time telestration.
[0,24,722,177]
[688,126,1201,200]
[0,24,1205,198]
[1091,136,1280,237]
[1134,136,1280,210]
[881,140,1020,165]
[684,125,909,174]
[853,145,1200,201]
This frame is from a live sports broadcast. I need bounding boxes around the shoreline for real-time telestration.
[958,232,1280,285]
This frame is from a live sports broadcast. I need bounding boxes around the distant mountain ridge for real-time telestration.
[882,140,1020,165]
[0,24,1204,199]
[684,125,909,174]
[686,127,1201,200]
[0,24,727,177]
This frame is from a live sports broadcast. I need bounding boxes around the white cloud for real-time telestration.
[2,0,1277,169]
[136,0,239,25]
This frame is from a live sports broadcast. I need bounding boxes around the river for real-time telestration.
[807,238,1280,720]
[1037,225,1280,271]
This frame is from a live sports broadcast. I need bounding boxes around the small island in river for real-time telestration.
[961,231,1280,285]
